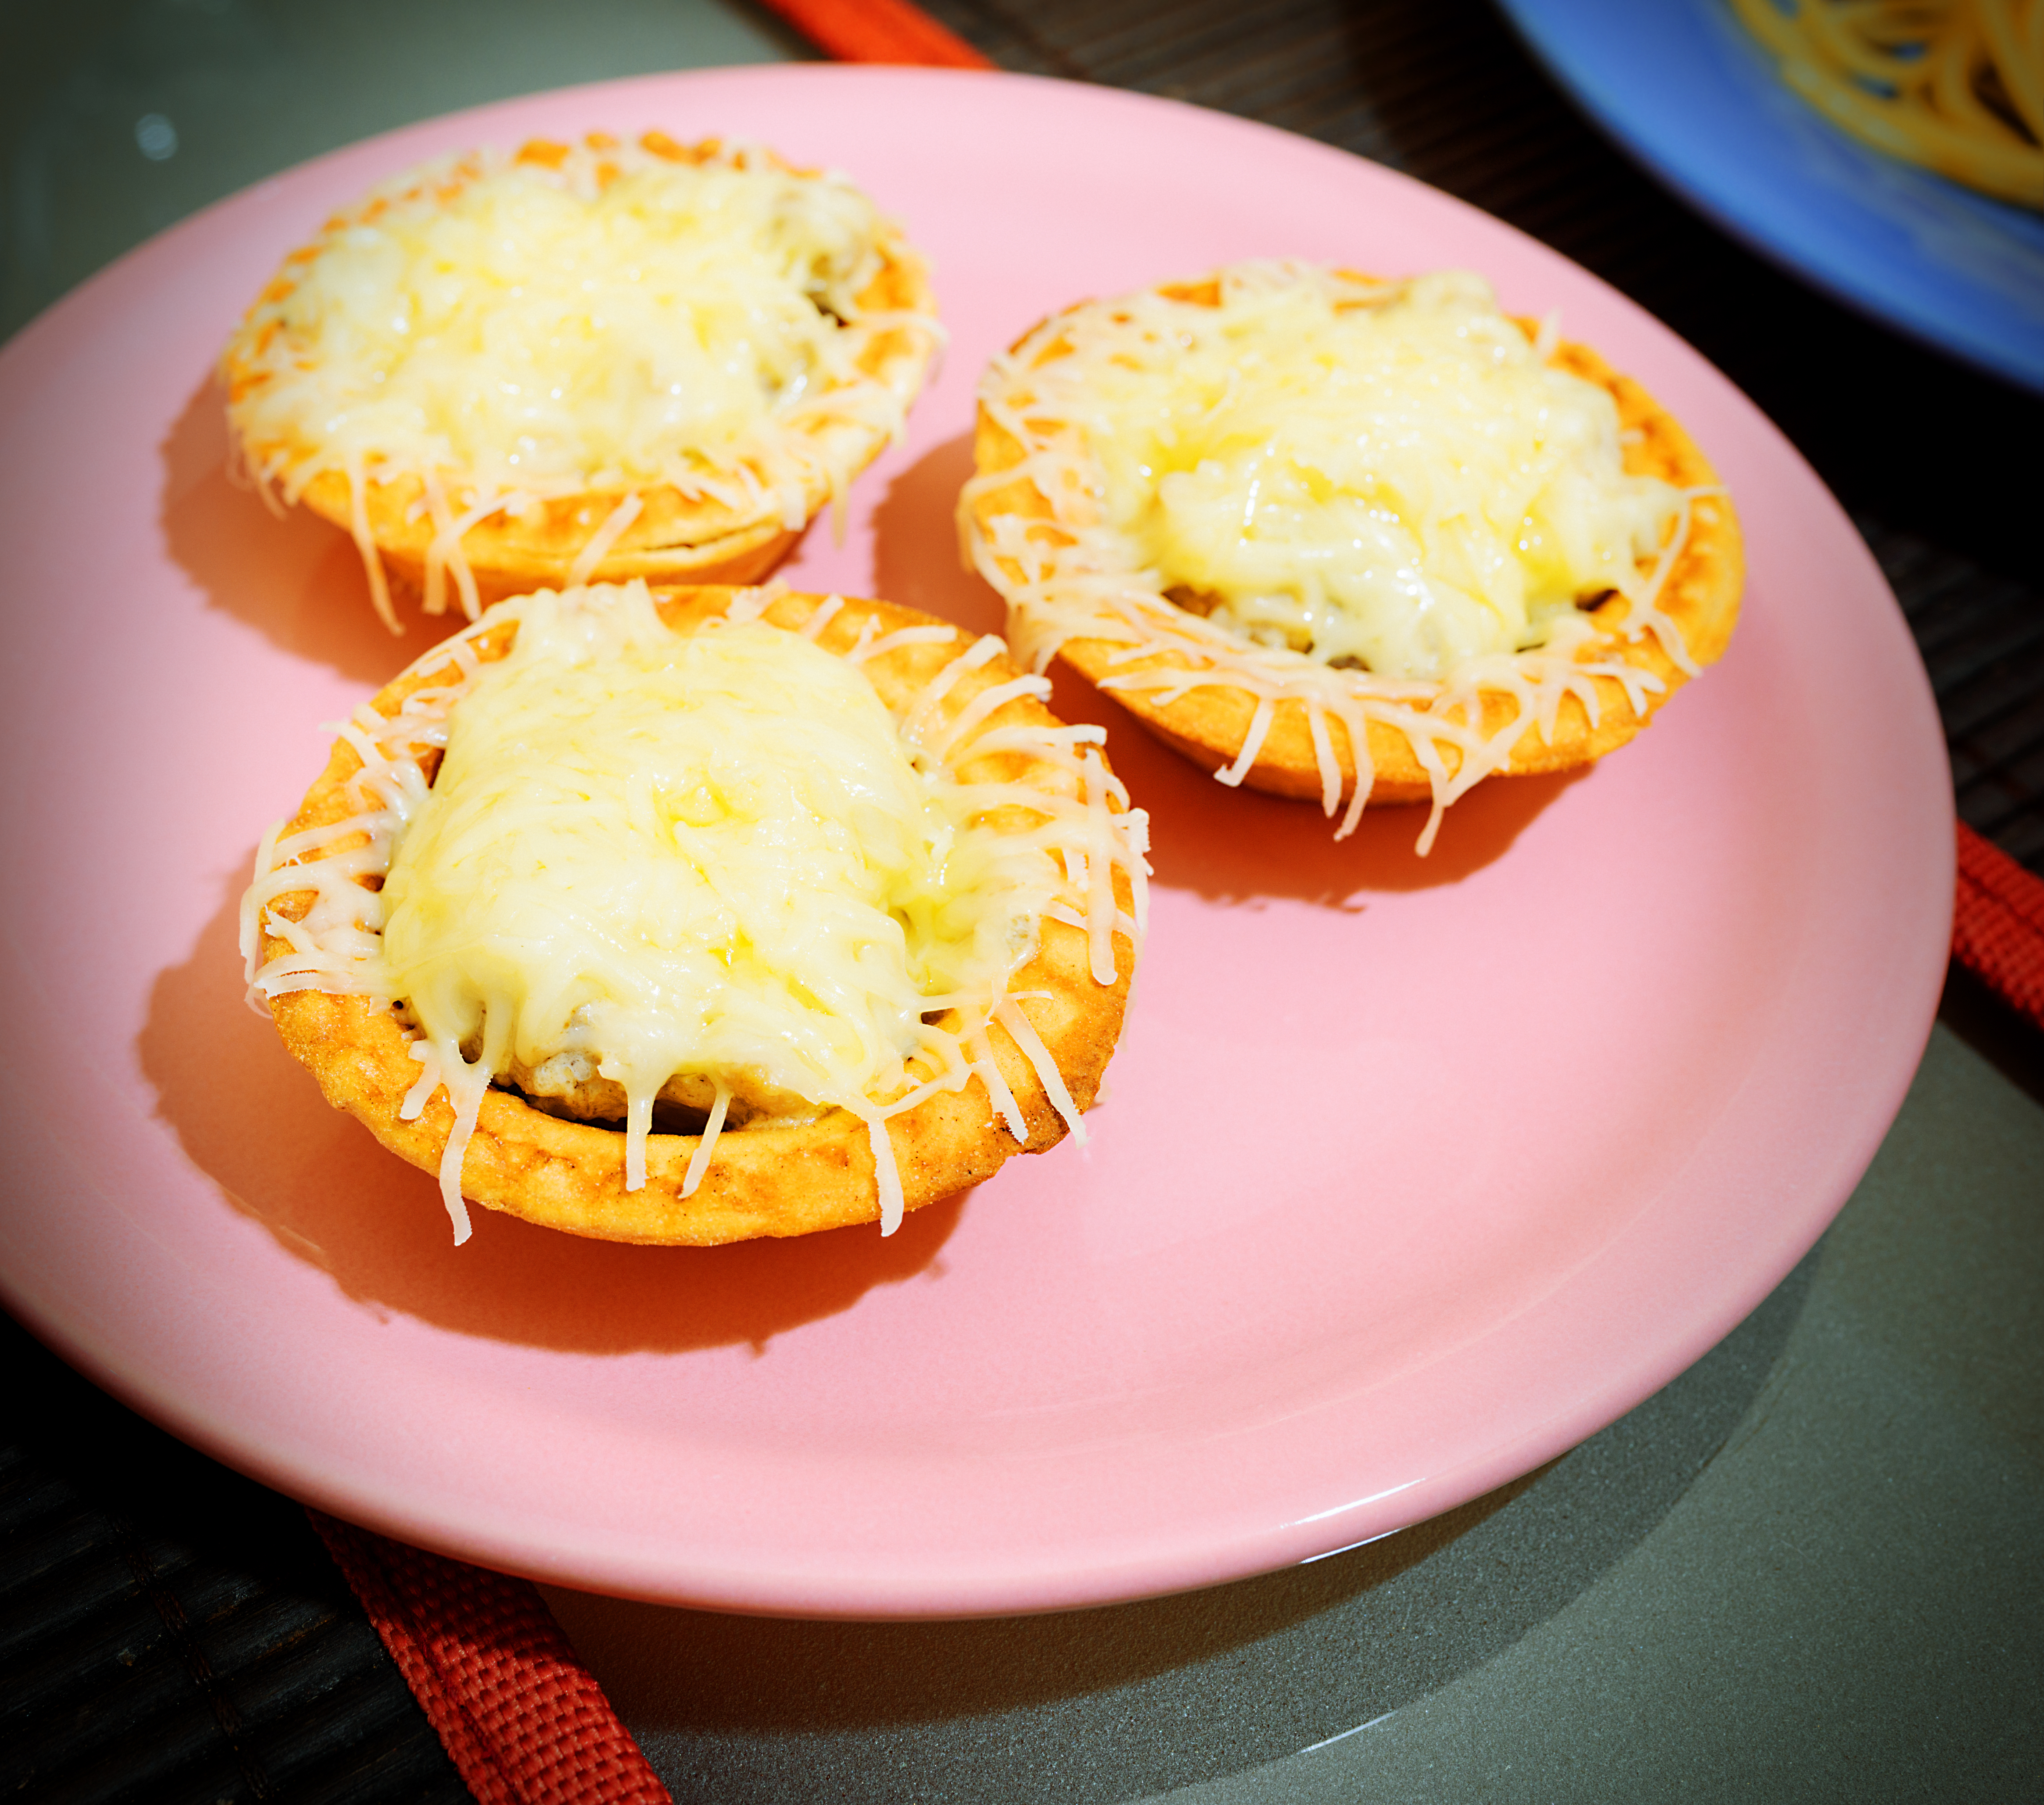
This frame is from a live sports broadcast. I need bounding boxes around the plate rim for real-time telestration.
[0,61,1956,1618]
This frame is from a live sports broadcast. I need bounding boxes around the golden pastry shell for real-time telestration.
[258,585,1138,1245]
[224,135,939,615]
[967,285,1744,809]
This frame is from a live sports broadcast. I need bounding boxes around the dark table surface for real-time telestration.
[4,1,2040,1800]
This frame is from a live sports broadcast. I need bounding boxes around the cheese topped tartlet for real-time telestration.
[962,263,1742,850]
[225,133,939,630]
[241,582,1147,1245]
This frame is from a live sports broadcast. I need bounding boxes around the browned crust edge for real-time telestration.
[224,137,938,614]
[968,309,1744,809]
[259,586,1136,1245]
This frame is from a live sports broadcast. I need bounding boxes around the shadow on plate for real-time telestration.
[136,875,962,1355]
[869,429,1007,639]
[872,432,1588,908]
[1107,701,1589,905]
[545,1241,1813,1803]
[158,376,477,683]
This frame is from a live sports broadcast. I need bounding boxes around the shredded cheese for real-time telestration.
[225,135,940,622]
[242,583,1148,1243]
[962,262,1709,851]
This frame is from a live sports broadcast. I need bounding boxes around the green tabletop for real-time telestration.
[544,1014,2043,1802]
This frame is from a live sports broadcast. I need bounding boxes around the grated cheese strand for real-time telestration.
[800,593,847,640]
[1217,696,1276,787]
[344,452,397,633]
[865,1112,906,1236]
[681,1084,731,1198]
[993,996,1087,1146]
[435,1051,486,1245]
[566,492,645,588]
[967,1023,1030,1143]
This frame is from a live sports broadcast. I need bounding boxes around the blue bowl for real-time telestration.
[1496,0,2044,393]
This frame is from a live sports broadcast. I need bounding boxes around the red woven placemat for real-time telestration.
[308,1511,670,1804]
[753,0,991,67]
[1954,822,2044,1031]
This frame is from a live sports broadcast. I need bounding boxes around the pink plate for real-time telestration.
[0,67,1952,1618]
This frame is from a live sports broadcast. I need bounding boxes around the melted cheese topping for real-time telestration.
[1093,270,1680,680]
[225,136,936,584]
[383,586,1043,1145]
[242,583,1148,1243]
[964,262,1706,848]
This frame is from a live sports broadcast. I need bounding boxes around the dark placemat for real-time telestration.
[0,1311,472,1805]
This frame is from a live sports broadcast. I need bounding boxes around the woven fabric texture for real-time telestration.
[308,1511,670,1805]
[754,0,992,66]
[1954,823,2044,1030]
